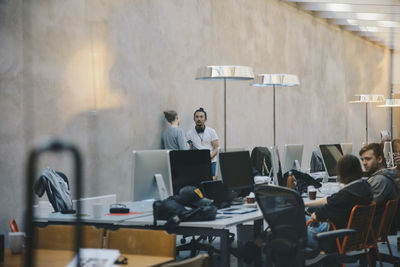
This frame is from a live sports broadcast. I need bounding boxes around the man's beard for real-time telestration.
[364,164,380,177]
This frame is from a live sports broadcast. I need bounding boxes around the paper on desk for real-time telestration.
[67,248,120,267]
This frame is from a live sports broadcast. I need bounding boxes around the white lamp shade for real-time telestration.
[349,94,385,103]
[196,65,254,80]
[377,99,400,107]
[250,74,300,87]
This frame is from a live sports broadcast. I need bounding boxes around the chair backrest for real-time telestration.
[161,254,208,267]
[255,184,307,266]
[34,225,104,250]
[376,199,399,241]
[105,228,176,257]
[339,202,376,254]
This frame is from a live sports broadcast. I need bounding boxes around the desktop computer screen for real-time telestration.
[340,143,353,155]
[169,150,212,194]
[282,144,303,174]
[319,144,343,177]
[219,151,254,193]
[132,150,173,201]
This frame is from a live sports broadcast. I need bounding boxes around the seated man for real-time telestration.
[231,154,372,263]
[359,143,399,231]
[305,154,373,248]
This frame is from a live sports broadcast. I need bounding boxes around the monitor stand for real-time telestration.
[322,172,337,183]
[230,188,251,205]
[322,172,329,183]
[154,174,169,200]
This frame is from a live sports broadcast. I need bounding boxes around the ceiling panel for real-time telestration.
[281,0,400,50]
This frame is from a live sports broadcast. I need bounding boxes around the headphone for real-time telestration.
[195,125,206,133]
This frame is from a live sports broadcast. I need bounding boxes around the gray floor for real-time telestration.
[176,229,400,266]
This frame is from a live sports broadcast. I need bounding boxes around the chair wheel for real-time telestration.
[180,238,186,244]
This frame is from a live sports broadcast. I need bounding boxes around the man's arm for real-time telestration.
[304,197,327,208]
[369,175,392,207]
[211,139,219,160]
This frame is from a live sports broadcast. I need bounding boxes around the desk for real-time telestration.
[34,204,264,267]
[0,249,174,267]
[119,211,264,267]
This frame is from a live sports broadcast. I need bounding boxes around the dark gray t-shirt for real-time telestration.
[161,126,188,150]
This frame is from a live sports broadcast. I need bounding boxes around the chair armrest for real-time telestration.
[316,229,356,241]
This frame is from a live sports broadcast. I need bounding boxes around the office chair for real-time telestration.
[366,199,399,265]
[34,225,104,250]
[105,228,176,257]
[255,184,357,266]
[307,202,378,267]
[176,233,234,257]
[161,254,208,267]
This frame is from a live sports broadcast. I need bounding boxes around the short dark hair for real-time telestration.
[337,154,363,184]
[193,107,207,120]
[163,110,178,123]
[359,143,384,160]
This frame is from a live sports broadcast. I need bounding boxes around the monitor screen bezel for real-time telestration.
[219,150,254,191]
[319,144,344,177]
[169,149,213,194]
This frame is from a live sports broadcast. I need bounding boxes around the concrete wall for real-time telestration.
[0,0,393,240]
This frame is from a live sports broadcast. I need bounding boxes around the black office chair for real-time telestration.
[254,184,357,266]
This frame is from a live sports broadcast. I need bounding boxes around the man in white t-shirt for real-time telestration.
[186,107,219,176]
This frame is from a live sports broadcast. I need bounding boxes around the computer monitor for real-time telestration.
[319,144,343,178]
[282,144,303,174]
[219,151,254,192]
[169,150,212,194]
[200,180,231,209]
[383,141,394,168]
[132,150,173,201]
[340,143,353,155]
[216,147,246,180]
[270,146,284,186]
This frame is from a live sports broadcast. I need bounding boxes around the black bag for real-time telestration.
[283,170,322,194]
[153,196,217,231]
[251,147,272,176]
[34,168,74,212]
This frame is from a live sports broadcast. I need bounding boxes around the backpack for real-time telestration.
[34,168,74,212]
[251,147,272,176]
[283,170,322,194]
[153,196,217,232]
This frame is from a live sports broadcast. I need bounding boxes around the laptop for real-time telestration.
[200,180,231,209]
[319,144,344,182]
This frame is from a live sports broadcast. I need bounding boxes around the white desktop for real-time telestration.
[282,144,303,174]
[132,150,173,201]
[270,146,283,186]
[340,143,353,155]
[319,144,344,182]
[383,141,394,168]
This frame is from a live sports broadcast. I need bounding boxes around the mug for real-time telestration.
[92,203,105,218]
[8,232,25,254]
[308,186,317,200]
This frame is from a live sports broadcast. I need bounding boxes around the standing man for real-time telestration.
[186,107,219,176]
[359,143,399,230]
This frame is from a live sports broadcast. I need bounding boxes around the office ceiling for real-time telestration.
[281,0,400,50]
